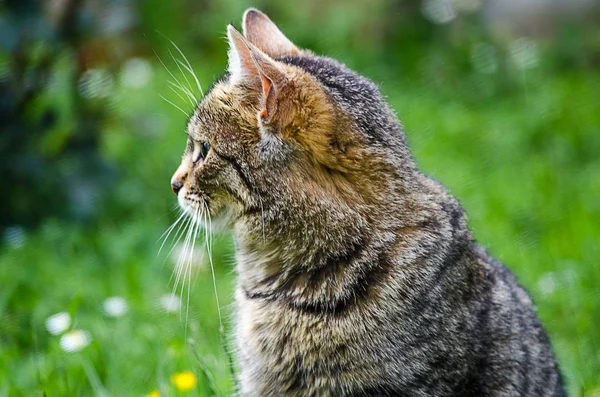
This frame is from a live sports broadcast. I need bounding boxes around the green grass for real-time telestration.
[1,55,599,397]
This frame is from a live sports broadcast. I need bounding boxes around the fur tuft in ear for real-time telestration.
[227,24,252,85]
[242,8,300,58]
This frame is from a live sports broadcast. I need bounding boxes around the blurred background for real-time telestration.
[0,0,599,395]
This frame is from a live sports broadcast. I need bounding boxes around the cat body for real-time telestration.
[171,9,566,397]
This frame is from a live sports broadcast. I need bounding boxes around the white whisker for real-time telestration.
[157,210,183,244]
[157,210,187,257]
[167,82,195,107]
[168,38,204,97]
[165,212,193,272]
[159,94,188,116]
[172,210,195,314]
[185,207,201,328]
[167,80,196,105]
[154,49,189,96]
[169,49,195,101]
[202,199,222,333]
[154,48,196,112]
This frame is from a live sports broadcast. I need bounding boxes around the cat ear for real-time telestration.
[242,8,300,58]
[227,24,286,125]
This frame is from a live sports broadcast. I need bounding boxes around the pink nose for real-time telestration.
[171,180,183,195]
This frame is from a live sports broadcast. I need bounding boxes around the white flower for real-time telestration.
[159,293,181,313]
[45,312,71,335]
[60,330,91,352]
[103,296,129,317]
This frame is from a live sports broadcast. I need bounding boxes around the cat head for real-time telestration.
[171,9,416,250]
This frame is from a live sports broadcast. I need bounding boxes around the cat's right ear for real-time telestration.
[242,8,300,58]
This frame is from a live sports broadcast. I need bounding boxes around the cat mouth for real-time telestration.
[178,191,210,217]
[178,185,263,229]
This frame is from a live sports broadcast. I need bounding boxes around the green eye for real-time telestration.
[201,142,210,159]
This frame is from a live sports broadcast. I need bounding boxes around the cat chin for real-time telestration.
[177,193,207,221]
[177,193,195,215]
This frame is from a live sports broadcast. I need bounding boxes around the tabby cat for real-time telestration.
[170,8,566,397]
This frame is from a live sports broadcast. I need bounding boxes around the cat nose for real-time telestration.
[171,164,188,195]
[171,180,183,195]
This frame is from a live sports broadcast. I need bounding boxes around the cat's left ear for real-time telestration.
[242,8,300,58]
[227,24,286,125]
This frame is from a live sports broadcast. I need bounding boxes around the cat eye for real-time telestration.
[201,142,210,159]
[193,142,210,165]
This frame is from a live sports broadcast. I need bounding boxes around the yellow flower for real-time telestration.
[145,390,160,397]
[171,371,197,391]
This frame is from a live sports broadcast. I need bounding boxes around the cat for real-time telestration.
[170,8,567,397]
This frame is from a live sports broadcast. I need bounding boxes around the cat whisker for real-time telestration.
[171,210,195,315]
[157,210,191,280]
[184,206,202,329]
[167,37,204,97]
[159,94,188,116]
[154,49,196,112]
[166,79,196,106]
[168,49,197,104]
[167,82,195,107]
[157,210,187,257]
[164,212,193,272]
[155,31,204,98]
[157,207,184,243]
[199,198,235,390]
[202,199,222,334]
[205,201,213,254]
[153,49,190,95]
